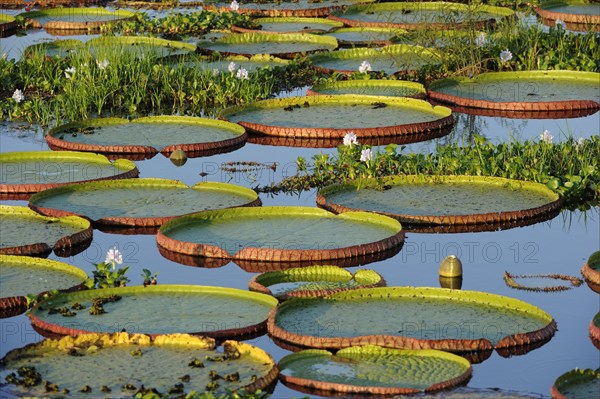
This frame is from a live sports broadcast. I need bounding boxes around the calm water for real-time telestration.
[1,12,599,399]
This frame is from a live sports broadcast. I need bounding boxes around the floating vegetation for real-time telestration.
[503,271,583,292]
[581,250,600,293]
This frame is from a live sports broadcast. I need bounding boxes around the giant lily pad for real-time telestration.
[220,95,452,141]
[581,250,600,293]
[551,368,599,398]
[232,17,344,34]
[278,346,471,394]
[317,175,562,226]
[0,13,16,37]
[328,2,514,30]
[535,0,600,31]
[308,44,441,75]
[0,151,139,200]
[0,255,88,318]
[268,287,557,353]
[590,311,600,350]
[0,333,278,397]
[307,79,426,99]
[205,0,374,18]
[29,179,261,229]
[196,32,338,59]
[23,39,85,58]
[325,27,407,47]
[249,265,385,300]
[0,205,92,258]
[46,116,246,160]
[29,285,278,339]
[86,36,197,58]
[19,7,135,32]
[157,206,404,264]
[428,71,600,114]
[168,53,289,73]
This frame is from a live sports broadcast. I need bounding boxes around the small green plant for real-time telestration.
[85,247,130,289]
[141,269,159,287]
[24,289,60,309]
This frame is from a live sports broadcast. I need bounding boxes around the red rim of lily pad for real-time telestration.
[267,286,558,353]
[0,13,16,37]
[157,206,405,264]
[20,7,136,31]
[317,175,563,226]
[0,151,139,201]
[590,312,600,349]
[535,1,600,32]
[0,255,88,318]
[46,116,247,160]
[220,95,453,140]
[428,71,600,112]
[0,205,93,258]
[581,250,600,293]
[28,179,261,228]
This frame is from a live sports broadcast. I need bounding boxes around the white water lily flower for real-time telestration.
[230,0,240,12]
[12,89,24,104]
[228,61,236,73]
[105,246,123,270]
[343,132,358,146]
[499,49,512,63]
[236,67,249,80]
[360,148,373,162]
[475,32,487,48]
[540,129,553,144]
[358,60,372,74]
[97,58,109,70]
[64,66,76,78]
[575,137,585,150]
[555,19,567,30]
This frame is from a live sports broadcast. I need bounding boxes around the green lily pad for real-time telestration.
[0,151,139,200]
[0,255,88,318]
[278,346,471,394]
[329,2,514,29]
[268,286,557,353]
[317,175,562,226]
[196,32,338,59]
[249,265,385,300]
[19,7,135,31]
[428,71,600,113]
[307,79,426,99]
[23,39,84,58]
[591,312,600,350]
[207,0,374,17]
[168,53,289,73]
[0,13,17,37]
[325,27,406,47]
[29,285,278,339]
[0,333,277,397]
[86,36,197,58]
[220,94,452,141]
[29,179,261,228]
[536,0,600,31]
[235,17,344,33]
[46,116,246,159]
[581,250,600,293]
[157,206,404,263]
[0,205,92,258]
[308,44,440,75]
[551,368,599,398]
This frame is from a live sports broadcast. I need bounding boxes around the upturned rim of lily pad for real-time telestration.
[551,367,600,399]
[204,0,375,18]
[0,255,88,318]
[28,178,261,228]
[23,39,85,58]
[86,35,197,53]
[307,79,426,99]
[308,44,441,75]
[231,16,344,34]
[317,175,563,226]
[18,7,136,31]
[428,70,600,112]
[29,285,278,339]
[590,311,600,349]
[0,205,93,258]
[157,206,404,263]
[0,332,279,394]
[327,2,515,30]
[220,94,453,140]
[278,346,472,394]
[325,26,408,48]
[581,250,600,293]
[196,32,338,59]
[0,13,16,37]
[267,286,558,353]
[249,265,386,300]
[46,116,247,160]
[0,151,139,200]
[535,0,600,31]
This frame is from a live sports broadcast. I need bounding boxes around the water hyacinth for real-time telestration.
[96,58,109,70]
[475,32,487,48]
[540,129,553,144]
[64,66,76,79]
[230,0,240,12]
[343,132,358,146]
[236,67,249,80]
[500,49,513,63]
[358,60,372,74]
[360,148,373,162]
[576,137,585,150]
[105,246,123,270]
[212,68,220,77]
[11,89,24,104]
[228,61,236,73]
